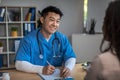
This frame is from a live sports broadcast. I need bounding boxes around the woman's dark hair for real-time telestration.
[41,6,63,18]
[100,0,120,60]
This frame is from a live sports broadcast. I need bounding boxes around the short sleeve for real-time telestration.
[61,34,76,61]
[15,37,31,62]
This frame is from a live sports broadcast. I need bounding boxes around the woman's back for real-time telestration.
[99,52,120,80]
[85,51,120,80]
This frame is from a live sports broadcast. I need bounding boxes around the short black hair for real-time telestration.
[41,6,63,18]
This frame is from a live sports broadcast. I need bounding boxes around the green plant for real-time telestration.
[90,19,96,30]
[89,18,96,34]
[0,42,2,47]
[11,27,18,31]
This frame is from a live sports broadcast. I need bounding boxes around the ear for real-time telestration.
[40,17,44,24]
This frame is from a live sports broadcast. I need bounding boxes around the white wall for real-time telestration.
[0,0,113,39]
[0,0,84,39]
[87,0,112,33]
[72,34,103,63]
[0,0,113,63]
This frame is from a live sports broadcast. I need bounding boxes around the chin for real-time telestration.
[51,30,56,34]
[49,32,55,35]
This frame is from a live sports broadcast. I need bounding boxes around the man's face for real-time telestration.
[41,12,61,35]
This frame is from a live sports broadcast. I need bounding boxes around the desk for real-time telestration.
[0,64,86,80]
[71,64,86,80]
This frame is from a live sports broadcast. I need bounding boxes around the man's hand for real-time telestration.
[60,67,71,78]
[42,65,55,75]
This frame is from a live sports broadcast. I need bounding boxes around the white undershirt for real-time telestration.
[46,38,49,42]
[15,58,76,73]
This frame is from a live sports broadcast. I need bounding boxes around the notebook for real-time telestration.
[38,68,74,80]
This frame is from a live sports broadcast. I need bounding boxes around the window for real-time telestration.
[84,0,88,31]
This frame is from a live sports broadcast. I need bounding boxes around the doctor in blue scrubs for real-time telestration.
[15,6,76,78]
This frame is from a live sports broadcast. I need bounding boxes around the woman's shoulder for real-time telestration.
[96,52,120,80]
[97,51,120,69]
[98,51,117,60]
[91,51,117,69]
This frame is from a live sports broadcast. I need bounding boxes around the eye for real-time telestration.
[57,20,60,23]
[49,18,54,21]
[49,17,61,24]
[49,17,55,21]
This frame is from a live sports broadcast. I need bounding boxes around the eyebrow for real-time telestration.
[49,16,61,21]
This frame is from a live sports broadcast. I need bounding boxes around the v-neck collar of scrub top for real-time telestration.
[38,31,56,47]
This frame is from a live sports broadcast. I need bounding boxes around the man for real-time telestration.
[15,6,76,78]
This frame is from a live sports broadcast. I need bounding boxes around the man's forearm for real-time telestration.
[15,61,43,73]
[65,58,76,70]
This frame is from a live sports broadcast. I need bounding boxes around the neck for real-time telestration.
[40,29,51,40]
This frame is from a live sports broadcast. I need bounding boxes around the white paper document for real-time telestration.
[38,68,62,80]
[38,68,74,80]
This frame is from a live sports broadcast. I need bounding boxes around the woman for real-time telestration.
[85,0,120,80]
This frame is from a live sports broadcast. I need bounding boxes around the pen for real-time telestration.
[47,61,51,65]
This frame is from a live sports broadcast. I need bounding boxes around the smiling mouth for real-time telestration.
[50,27,57,31]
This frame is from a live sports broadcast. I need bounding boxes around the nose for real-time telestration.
[53,21,58,26]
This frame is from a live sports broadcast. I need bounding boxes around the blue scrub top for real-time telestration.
[15,28,76,67]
